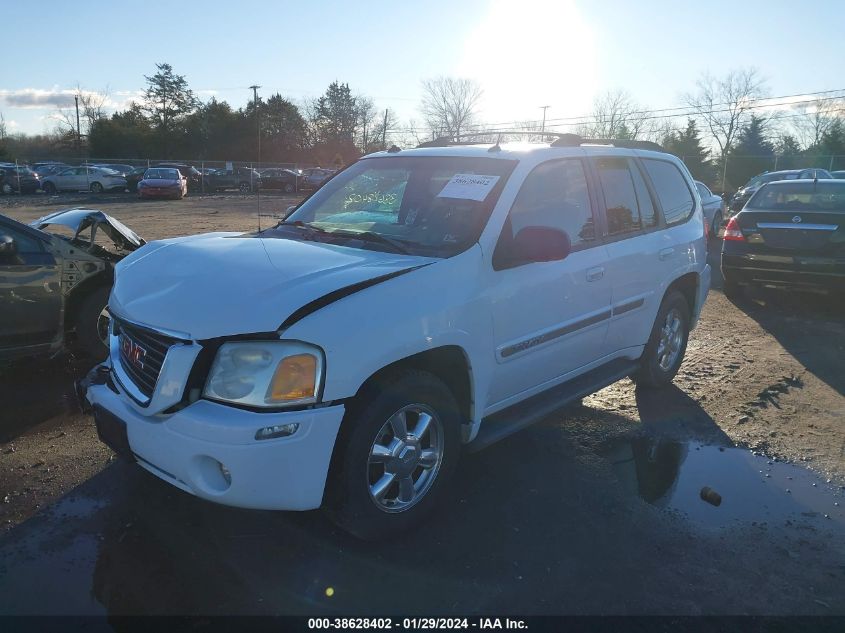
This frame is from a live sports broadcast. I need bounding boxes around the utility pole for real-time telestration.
[540,105,550,139]
[74,95,81,154]
[249,85,261,230]
[382,109,388,149]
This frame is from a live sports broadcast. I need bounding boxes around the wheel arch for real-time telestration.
[664,271,699,319]
[350,345,474,432]
[63,270,113,333]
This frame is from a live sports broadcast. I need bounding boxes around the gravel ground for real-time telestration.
[0,191,844,616]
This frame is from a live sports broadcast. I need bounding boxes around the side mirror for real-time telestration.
[0,234,17,256]
[512,226,571,263]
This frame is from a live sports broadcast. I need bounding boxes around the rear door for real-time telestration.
[592,155,669,354]
[486,157,612,408]
[0,219,62,357]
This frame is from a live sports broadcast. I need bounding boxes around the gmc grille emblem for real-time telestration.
[120,334,147,370]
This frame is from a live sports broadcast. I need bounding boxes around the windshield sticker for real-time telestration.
[436,174,500,202]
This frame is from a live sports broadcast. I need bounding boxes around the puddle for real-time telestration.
[602,438,845,529]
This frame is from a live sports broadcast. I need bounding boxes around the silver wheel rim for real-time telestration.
[96,308,110,348]
[657,308,683,372]
[367,404,444,513]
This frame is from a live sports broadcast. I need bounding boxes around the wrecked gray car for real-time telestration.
[0,209,144,361]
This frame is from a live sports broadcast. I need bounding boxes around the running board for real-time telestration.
[469,359,639,453]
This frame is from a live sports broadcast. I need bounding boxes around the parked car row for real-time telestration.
[729,168,834,212]
[0,161,334,196]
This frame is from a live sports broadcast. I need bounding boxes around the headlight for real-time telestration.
[202,341,323,408]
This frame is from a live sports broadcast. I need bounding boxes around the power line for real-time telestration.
[382,88,845,135]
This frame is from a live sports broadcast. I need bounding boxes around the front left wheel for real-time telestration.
[73,286,111,360]
[325,370,461,540]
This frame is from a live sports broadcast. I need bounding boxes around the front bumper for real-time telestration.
[80,365,345,511]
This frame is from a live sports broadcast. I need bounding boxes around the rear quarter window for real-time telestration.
[641,159,695,226]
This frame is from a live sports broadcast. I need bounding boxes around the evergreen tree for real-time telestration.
[312,82,358,145]
[727,115,774,188]
[142,63,198,156]
[817,120,845,171]
[663,119,713,183]
[773,135,802,170]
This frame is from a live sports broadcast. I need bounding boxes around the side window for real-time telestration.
[1,225,44,254]
[631,163,657,228]
[641,159,695,226]
[506,159,595,247]
[594,156,642,235]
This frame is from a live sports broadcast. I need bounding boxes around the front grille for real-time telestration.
[114,318,181,399]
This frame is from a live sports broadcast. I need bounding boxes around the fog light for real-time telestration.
[255,423,299,440]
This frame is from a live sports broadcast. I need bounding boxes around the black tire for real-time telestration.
[722,274,743,300]
[711,212,722,241]
[633,291,690,388]
[284,182,295,193]
[325,370,461,540]
[239,182,251,193]
[1,183,12,195]
[90,182,104,193]
[43,181,57,195]
[73,286,111,361]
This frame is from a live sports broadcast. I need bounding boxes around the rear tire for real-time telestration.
[722,274,743,300]
[325,370,461,540]
[90,182,104,193]
[284,182,295,193]
[73,286,111,361]
[239,182,251,193]
[633,291,690,388]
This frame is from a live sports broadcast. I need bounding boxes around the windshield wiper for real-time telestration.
[276,220,329,239]
[328,229,412,254]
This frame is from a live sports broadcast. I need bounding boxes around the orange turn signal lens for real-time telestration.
[265,354,317,403]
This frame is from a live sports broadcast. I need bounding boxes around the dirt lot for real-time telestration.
[1,192,844,616]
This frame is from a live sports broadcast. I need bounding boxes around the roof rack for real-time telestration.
[416,131,665,152]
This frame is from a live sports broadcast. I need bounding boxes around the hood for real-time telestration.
[140,178,181,186]
[31,208,145,251]
[109,233,435,339]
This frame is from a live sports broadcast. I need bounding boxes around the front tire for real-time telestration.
[73,286,111,360]
[633,291,690,387]
[325,370,461,540]
[711,212,722,241]
[43,182,57,195]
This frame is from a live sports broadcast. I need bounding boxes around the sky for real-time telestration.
[1,0,843,137]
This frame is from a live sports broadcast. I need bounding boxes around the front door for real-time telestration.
[485,158,612,411]
[0,221,62,356]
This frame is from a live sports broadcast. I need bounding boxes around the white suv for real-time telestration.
[81,135,710,539]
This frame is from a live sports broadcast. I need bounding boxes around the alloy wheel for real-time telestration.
[367,404,444,513]
[657,307,683,371]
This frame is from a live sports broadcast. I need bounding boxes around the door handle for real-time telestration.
[586,266,604,282]
[658,247,674,261]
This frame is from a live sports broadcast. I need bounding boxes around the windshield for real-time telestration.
[277,156,516,257]
[748,181,845,211]
[144,168,180,180]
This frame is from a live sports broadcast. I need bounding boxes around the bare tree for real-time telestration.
[792,95,845,149]
[370,107,400,150]
[683,68,768,157]
[420,77,483,140]
[578,90,652,139]
[54,85,109,138]
[355,95,378,152]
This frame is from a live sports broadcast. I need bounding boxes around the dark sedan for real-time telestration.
[258,168,299,193]
[0,166,40,194]
[721,179,845,296]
